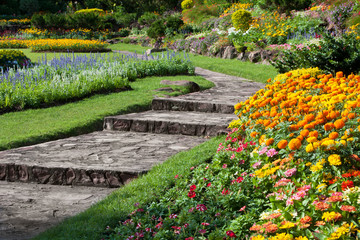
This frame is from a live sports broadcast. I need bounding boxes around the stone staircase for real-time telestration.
[0,67,265,240]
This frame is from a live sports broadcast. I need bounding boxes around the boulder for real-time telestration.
[145,48,167,55]
[237,52,250,61]
[248,50,262,63]
[222,46,238,59]
[160,80,200,92]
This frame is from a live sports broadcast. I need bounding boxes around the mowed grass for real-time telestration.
[0,75,214,150]
[32,136,223,240]
[109,43,279,83]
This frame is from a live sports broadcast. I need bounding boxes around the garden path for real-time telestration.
[0,66,265,240]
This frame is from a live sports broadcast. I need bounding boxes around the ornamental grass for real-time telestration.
[105,67,360,240]
[0,38,109,52]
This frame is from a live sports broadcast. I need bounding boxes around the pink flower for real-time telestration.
[223,164,227,168]
[284,167,297,177]
[174,174,179,179]
[215,212,221,217]
[259,147,268,155]
[155,222,163,229]
[207,182,212,187]
[196,204,207,212]
[230,153,235,159]
[252,161,262,169]
[184,223,189,228]
[169,214,177,219]
[185,238,194,240]
[201,222,210,226]
[171,226,181,230]
[145,228,152,232]
[239,206,246,211]
[188,207,194,212]
[266,148,278,157]
[199,229,207,234]
[136,222,141,229]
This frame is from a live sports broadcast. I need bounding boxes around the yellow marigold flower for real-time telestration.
[305,144,315,153]
[295,237,309,240]
[279,221,295,229]
[269,233,293,240]
[307,137,317,143]
[322,211,342,222]
[251,235,265,240]
[328,154,341,166]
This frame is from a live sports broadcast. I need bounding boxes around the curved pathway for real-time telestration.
[0,67,265,240]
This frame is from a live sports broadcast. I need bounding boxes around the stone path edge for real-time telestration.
[0,163,140,188]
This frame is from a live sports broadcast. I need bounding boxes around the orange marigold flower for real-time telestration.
[334,119,345,129]
[288,138,302,150]
[309,130,318,138]
[348,113,356,119]
[250,132,258,138]
[300,129,309,137]
[234,103,242,110]
[266,138,274,146]
[327,196,342,203]
[315,221,326,226]
[277,140,288,149]
[250,224,263,231]
[336,71,343,78]
[328,132,339,139]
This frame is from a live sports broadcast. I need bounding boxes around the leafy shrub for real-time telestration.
[43,13,66,30]
[138,12,160,26]
[0,50,31,70]
[114,6,136,28]
[182,4,219,24]
[117,28,130,37]
[19,0,39,15]
[67,11,104,31]
[31,13,46,29]
[165,15,184,35]
[231,9,252,31]
[181,0,194,9]
[258,0,312,14]
[272,33,360,74]
[147,19,166,40]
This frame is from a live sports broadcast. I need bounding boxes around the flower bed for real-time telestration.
[0,51,194,113]
[105,68,360,240]
[0,49,31,70]
[0,38,110,52]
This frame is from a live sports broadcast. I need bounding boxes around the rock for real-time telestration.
[248,50,262,63]
[261,50,279,61]
[215,47,226,58]
[237,52,249,61]
[222,46,238,59]
[145,48,167,55]
[154,87,174,93]
[160,80,200,92]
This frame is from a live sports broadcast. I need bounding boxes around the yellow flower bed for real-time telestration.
[0,18,31,25]
[220,3,252,17]
[0,38,109,52]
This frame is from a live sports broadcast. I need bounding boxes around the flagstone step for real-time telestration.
[0,131,207,188]
[104,110,235,136]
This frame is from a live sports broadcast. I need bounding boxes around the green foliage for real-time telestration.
[272,33,360,74]
[43,13,66,29]
[0,50,31,70]
[19,0,39,15]
[258,0,312,14]
[117,28,130,37]
[181,0,194,9]
[147,19,166,39]
[231,9,252,31]
[67,11,103,30]
[113,6,136,28]
[138,12,160,26]
[31,14,46,29]
[182,4,219,24]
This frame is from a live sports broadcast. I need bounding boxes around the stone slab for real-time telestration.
[0,131,207,187]
[104,110,234,136]
[0,181,115,240]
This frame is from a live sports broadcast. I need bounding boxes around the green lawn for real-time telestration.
[0,75,214,150]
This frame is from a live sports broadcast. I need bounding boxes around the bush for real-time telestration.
[43,13,66,30]
[67,11,104,31]
[117,28,130,37]
[165,15,184,34]
[0,50,31,70]
[31,13,46,29]
[138,12,160,26]
[114,6,136,28]
[147,19,166,40]
[181,0,194,9]
[272,33,360,75]
[258,0,312,14]
[231,9,252,31]
[182,4,219,24]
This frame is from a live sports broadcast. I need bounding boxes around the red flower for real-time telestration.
[174,174,179,179]
[155,222,163,229]
[239,206,246,211]
[226,230,237,238]
[207,182,212,187]
[190,184,196,191]
[185,238,194,240]
[199,229,206,234]
[341,180,354,191]
[236,176,244,183]
[341,205,356,212]
[188,191,196,198]
[222,188,229,195]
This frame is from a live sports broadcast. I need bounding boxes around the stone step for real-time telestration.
[104,110,235,136]
[152,98,235,114]
[0,131,207,188]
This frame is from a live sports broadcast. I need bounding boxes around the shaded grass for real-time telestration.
[109,43,279,83]
[32,136,223,240]
[0,75,214,150]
